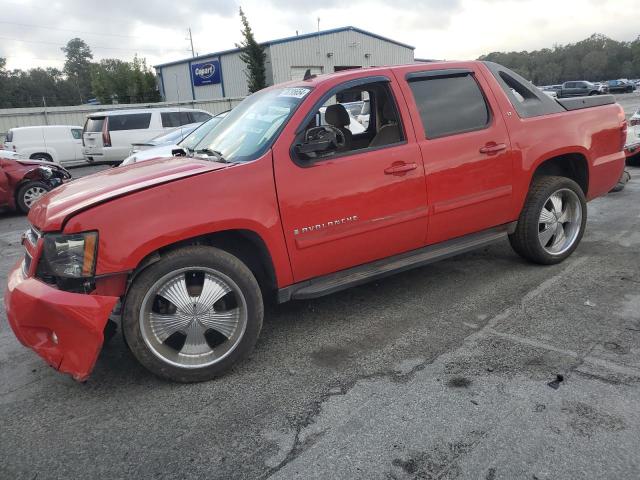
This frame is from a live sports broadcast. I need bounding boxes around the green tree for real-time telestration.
[61,38,94,103]
[236,7,266,93]
[90,56,160,104]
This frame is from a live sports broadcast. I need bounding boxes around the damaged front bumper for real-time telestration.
[5,260,119,381]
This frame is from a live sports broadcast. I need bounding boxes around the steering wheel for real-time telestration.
[304,125,346,151]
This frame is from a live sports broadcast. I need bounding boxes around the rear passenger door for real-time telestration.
[397,67,514,244]
[108,113,153,158]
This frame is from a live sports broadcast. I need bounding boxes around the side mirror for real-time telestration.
[172,148,187,157]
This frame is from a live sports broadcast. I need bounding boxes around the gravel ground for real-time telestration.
[0,154,639,478]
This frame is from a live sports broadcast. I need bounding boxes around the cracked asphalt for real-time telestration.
[1,162,640,479]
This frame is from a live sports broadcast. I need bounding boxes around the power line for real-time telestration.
[0,20,144,39]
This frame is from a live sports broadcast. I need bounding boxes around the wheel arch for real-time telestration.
[127,229,279,300]
[530,152,589,196]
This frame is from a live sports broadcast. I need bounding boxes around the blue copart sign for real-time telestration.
[192,61,221,86]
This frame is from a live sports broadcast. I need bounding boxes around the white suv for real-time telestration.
[3,125,85,166]
[82,108,212,164]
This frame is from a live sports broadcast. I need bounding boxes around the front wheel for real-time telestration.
[509,176,587,265]
[122,246,263,382]
[16,181,50,213]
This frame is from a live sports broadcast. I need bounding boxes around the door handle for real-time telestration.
[384,162,418,175]
[479,143,507,155]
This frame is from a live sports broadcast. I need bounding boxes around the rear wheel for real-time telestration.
[509,176,586,265]
[122,246,263,382]
[16,181,49,213]
[30,153,52,162]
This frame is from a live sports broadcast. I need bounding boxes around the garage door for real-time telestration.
[290,66,324,81]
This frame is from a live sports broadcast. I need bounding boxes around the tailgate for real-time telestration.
[83,116,106,155]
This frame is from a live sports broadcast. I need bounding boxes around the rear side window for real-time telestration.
[71,128,82,139]
[108,113,152,131]
[191,111,212,123]
[408,74,490,139]
[161,111,194,128]
[85,117,105,132]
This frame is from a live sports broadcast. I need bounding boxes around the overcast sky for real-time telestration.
[1,0,639,71]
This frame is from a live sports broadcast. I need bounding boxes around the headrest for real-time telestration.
[325,104,350,127]
[382,101,396,121]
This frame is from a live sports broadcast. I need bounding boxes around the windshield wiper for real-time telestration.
[193,148,231,163]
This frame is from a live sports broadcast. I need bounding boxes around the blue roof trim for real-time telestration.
[154,26,414,69]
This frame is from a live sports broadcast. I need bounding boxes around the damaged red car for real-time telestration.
[0,156,71,213]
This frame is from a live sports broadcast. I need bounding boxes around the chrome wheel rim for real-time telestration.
[538,188,582,255]
[23,186,47,208]
[139,267,248,369]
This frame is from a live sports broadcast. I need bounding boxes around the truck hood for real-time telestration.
[29,157,228,231]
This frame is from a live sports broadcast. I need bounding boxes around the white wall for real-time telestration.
[0,98,245,140]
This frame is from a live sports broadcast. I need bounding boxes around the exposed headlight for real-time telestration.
[43,231,98,278]
[38,166,53,179]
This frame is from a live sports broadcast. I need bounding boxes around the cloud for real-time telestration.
[1,0,639,71]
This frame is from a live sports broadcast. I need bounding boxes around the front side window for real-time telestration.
[192,86,311,163]
[294,81,405,162]
[108,113,152,131]
[408,74,490,139]
[71,128,82,139]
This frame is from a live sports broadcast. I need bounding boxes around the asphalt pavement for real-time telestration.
[1,147,639,478]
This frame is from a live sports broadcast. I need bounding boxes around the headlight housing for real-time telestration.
[42,231,98,278]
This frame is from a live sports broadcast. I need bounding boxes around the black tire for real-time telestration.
[16,181,50,213]
[86,157,94,164]
[30,153,53,162]
[122,245,263,382]
[627,154,640,167]
[509,176,587,265]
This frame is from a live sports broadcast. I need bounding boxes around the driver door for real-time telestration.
[273,76,429,282]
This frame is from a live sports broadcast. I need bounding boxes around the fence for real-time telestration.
[0,97,246,141]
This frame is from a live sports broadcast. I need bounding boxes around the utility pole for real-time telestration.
[187,28,195,58]
[42,96,49,125]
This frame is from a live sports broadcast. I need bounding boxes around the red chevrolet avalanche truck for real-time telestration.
[5,61,626,382]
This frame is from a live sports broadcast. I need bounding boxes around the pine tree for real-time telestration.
[236,7,266,93]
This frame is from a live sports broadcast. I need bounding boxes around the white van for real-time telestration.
[3,125,85,166]
[82,108,212,164]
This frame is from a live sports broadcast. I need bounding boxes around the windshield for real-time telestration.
[180,113,227,150]
[191,86,311,162]
[148,124,200,145]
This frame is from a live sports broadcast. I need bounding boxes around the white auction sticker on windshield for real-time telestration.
[278,88,310,99]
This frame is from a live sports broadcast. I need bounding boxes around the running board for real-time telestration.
[277,222,517,303]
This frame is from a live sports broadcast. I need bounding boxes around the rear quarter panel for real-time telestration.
[62,153,294,287]
[479,65,625,215]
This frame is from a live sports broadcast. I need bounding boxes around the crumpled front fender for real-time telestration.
[5,261,119,381]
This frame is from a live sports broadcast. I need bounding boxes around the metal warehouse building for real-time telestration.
[155,26,414,102]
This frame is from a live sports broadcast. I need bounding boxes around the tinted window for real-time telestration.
[161,111,195,128]
[71,128,82,139]
[408,74,490,139]
[85,117,105,132]
[6,130,13,142]
[191,111,212,123]
[108,113,152,131]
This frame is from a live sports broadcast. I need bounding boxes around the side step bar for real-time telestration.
[277,222,517,303]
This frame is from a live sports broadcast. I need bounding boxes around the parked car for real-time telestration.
[6,61,626,382]
[594,82,610,94]
[607,79,635,94]
[539,86,558,98]
[120,112,228,166]
[3,125,85,166]
[0,157,71,213]
[82,108,213,164]
[0,149,21,160]
[624,109,640,163]
[557,81,601,97]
